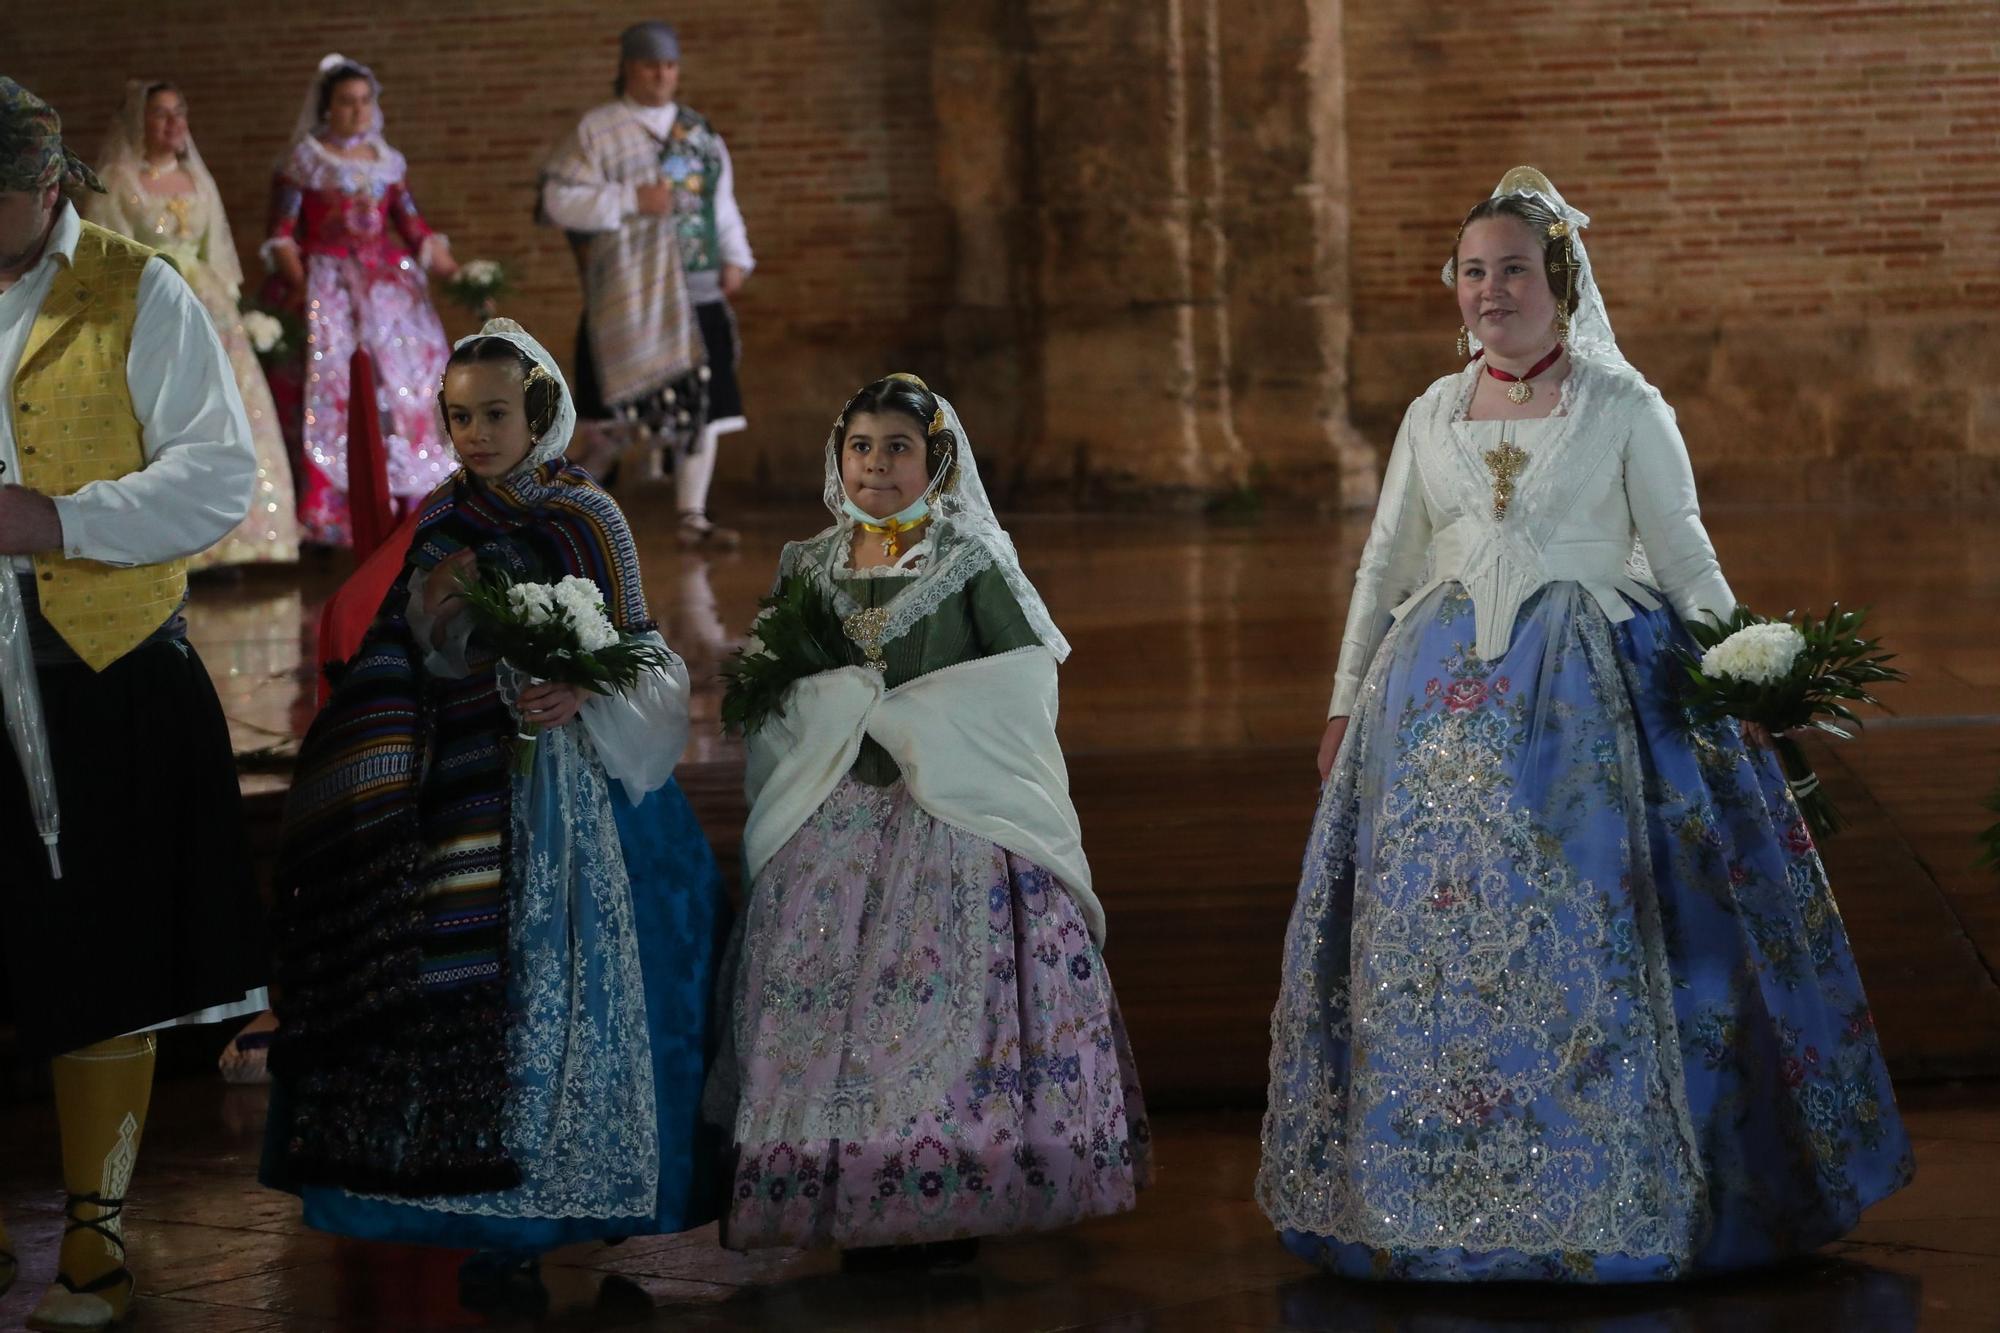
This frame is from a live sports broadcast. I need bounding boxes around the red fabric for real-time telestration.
[1481,344,1565,386]
[345,349,396,562]
[283,182,432,267]
[312,509,420,708]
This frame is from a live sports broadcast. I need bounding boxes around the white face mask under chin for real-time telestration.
[841,493,930,528]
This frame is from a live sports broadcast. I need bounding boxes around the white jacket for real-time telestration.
[1329,358,1735,718]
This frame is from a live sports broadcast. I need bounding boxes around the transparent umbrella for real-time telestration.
[0,571,60,877]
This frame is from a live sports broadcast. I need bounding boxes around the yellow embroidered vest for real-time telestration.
[13,222,187,672]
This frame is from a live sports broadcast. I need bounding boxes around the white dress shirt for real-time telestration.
[0,201,256,572]
[539,99,756,285]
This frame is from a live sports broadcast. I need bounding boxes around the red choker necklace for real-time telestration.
[1482,346,1565,404]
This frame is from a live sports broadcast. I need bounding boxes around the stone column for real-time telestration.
[932,0,1044,499]
[940,0,1376,508]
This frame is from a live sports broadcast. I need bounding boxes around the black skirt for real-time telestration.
[571,298,744,427]
[694,298,745,424]
[0,640,265,1059]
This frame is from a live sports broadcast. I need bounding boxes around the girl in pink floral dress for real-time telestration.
[262,55,459,546]
[707,375,1150,1264]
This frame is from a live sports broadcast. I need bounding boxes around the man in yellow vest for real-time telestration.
[0,78,265,1333]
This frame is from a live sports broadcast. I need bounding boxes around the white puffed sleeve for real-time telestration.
[579,632,692,804]
[403,567,477,679]
[1624,394,1736,628]
[1328,405,1434,718]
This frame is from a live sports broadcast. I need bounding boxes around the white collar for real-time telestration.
[37,200,83,272]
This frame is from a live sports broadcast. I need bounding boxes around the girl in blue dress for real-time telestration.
[262,319,727,1308]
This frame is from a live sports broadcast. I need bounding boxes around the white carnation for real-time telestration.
[506,581,557,625]
[552,576,618,652]
[242,310,283,353]
[1701,622,1806,686]
[461,258,502,286]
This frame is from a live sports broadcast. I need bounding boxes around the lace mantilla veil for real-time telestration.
[1451,165,1658,582]
[1448,166,1633,377]
[793,385,1072,663]
[93,79,243,295]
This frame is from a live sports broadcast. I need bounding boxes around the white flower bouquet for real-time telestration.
[237,297,303,366]
[1675,604,1906,839]
[455,567,670,773]
[441,258,511,316]
[242,310,285,354]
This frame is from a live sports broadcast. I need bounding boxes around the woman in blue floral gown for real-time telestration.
[1257,168,1912,1282]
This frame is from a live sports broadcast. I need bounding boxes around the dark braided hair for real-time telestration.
[836,375,957,482]
[437,337,563,443]
[316,63,375,123]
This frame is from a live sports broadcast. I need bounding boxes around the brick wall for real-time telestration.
[1345,0,2000,501]
[5,0,952,504]
[8,1,1996,506]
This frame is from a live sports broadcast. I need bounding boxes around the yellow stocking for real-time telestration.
[28,1033,155,1332]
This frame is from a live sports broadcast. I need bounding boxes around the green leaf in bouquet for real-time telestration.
[1672,602,1910,840]
[720,573,851,736]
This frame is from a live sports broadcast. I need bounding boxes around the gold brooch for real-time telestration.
[1484,435,1529,520]
[843,606,891,671]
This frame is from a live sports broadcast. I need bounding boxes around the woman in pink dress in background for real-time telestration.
[262,54,459,547]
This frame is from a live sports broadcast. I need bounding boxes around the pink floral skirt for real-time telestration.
[715,776,1151,1250]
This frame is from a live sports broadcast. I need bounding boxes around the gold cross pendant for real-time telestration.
[843,606,892,672]
[1484,436,1529,521]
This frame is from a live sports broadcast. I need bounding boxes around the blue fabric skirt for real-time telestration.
[1260,583,1913,1282]
[268,776,728,1252]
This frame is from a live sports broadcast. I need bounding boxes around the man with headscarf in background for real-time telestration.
[541,19,756,551]
[0,77,263,1333]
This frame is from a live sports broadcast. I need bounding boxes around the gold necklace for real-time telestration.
[855,515,925,560]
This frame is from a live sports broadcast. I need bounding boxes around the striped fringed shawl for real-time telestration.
[541,102,703,408]
[268,460,652,1197]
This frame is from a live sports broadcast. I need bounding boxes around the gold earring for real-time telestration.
[1456,326,1470,358]
[1555,305,1570,344]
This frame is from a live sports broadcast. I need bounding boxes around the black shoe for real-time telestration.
[841,1238,981,1272]
[841,1244,928,1272]
[457,1251,547,1316]
[923,1237,980,1268]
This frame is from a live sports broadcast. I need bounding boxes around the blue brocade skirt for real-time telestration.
[1259,583,1913,1282]
[269,774,728,1252]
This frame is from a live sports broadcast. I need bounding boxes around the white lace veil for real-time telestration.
[288,53,385,151]
[92,79,242,293]
[445,318,578,474]
[1444,166,1635,378]
[803,380,1071,662]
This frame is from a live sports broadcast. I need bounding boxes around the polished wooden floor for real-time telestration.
[0,1084,1996,1330]
[188,492,2000,1097]
[7,490,1990,1329]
